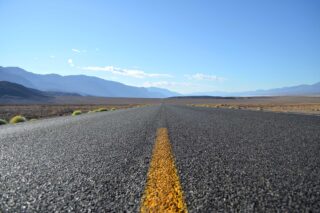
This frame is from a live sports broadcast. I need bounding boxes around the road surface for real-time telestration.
[0,104,319,212]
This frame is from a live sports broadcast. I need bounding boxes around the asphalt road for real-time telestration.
[0,104,319,212]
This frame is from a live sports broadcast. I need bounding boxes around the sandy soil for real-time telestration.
[1,96,319,122]
[0,104,145,121]
[182,96,320,115]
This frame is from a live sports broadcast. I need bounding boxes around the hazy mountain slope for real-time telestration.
[190,82,320,97]
[251,82,320,96]
[146,87,180,97]
[0,66,35,88]
[0,67,177,98]
[0,81,50,99]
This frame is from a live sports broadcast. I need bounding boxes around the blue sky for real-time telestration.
[0,0,319,94]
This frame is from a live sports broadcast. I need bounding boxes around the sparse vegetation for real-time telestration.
[88,108,108,113]
[92,107,108,112]
[110,108,116,111]
[0,119,8,125]
[96,108,108,112]
[72,110,82,116]
[0,104,139,121]
[190,103,320,115]
[10,115,27,124]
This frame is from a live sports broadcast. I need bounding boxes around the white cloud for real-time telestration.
[72,48,86,53]
[82,66,172,79]
[72,48,81,53]
[143,81,193,87]
[188,73,225,81]
[68,59,74,67]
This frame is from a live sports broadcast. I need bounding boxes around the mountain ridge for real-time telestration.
[0,66,179,98]
[0,81,51,100]
[1,66,318,97]
[189,82,320,97]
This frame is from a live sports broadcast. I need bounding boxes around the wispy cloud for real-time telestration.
[143,81,193,87]
[68,59,74,67]
[72,48,86,53]
[50,55,55,59]
[187,73,225,81]
[82,66,172,79]
[72,48,81,53]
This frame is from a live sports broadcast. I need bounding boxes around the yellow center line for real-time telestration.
[140,128,188,213]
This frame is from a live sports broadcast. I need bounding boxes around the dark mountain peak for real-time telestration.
[0,81,49,99]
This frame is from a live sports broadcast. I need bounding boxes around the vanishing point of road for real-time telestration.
[1,104,319,212]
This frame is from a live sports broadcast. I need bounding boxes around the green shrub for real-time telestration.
[97,108,108,112]
[110,108,116,111]
[92,108,108,113]
[10,115,27,124]
[72,110,82,116]
[0,119,8,125]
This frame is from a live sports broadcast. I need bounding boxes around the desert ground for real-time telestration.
[164,96,320,115]
[0,96,164,121]
[1,96,319,122]
[0,104,143,121]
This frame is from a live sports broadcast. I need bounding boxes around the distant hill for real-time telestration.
[250,82,320,96]
[189,82,320,97]
[0,81,50,100]
[44,91,82,97]
[146,87,180,97]
[0,66,179,98]
[169,96,238,99]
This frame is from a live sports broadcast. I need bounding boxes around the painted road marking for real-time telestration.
[140,128,188,212]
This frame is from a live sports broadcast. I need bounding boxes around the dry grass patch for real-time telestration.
[72,110,82,116]
[0,104,140,121]
[10,115,27,124]
[95,108,108,112]
[191,103,320,114]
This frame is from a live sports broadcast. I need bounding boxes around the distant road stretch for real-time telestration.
[1,104,319,212]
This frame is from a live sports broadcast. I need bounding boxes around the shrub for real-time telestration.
[10,115,27,124]
[97,108,108,112]
[110,108,116,111]
[72,110,82,116]
[92,108,108,113]
[0,119,8,125]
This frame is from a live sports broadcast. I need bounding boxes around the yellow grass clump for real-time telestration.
[10,115,27,124]
[72,110,82,116]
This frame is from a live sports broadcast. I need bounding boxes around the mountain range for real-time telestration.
[0,66,179,98]
[190,82,320,97]
[0,81,50,100]
[0,66,319,98]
